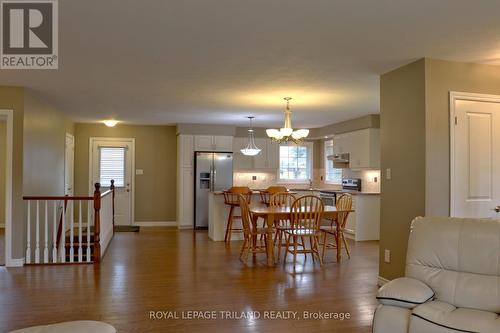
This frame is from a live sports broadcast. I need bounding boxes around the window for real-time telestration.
[324,140,342,184]
[99,147,126,187]
[279,143,312,182]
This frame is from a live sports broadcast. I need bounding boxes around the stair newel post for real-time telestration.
[93,183,102,263]
[110,179,115,226]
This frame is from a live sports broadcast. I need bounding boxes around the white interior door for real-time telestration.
[452,97,500,219]
[91,138,134,226]
[64,133,74,195]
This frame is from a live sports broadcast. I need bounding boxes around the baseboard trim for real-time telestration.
[378,276,390,287]
[6,258,24,267]
[178,225,194,230]
[133,221,177,227]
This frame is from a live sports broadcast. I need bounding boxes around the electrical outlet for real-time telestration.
[252,176,257,181]
[384,249,391,263]
[373,176,378,183]
[386,168,392,180]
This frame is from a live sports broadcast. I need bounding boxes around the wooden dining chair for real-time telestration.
[320,193,352,261]
[223,187,252,242]
[270,192,296,260]
[259,186,288,206]
[284,195,324,266]
[238,194,268,261]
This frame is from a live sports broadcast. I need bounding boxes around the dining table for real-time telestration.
[250,205,354,267]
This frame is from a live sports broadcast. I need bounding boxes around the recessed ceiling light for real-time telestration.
[103,120,119,127]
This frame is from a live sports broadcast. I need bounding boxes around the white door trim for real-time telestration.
[88,137,135,225]
[449,91,500,216]
[64,132,75,195]
[0,110,14,266]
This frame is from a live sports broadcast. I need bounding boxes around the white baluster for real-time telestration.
[60,201,66,262]
[26,201,31,264]
[52,201,57,263]
[35,200,40,263]
[69,200,74,262]
[78,200,83,262]
[43,200,48,263]
[86,202,91,262]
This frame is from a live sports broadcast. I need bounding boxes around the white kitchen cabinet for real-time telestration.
[267,140,280,169]
[213,136,233,151]
[343,194,380,241]
[332,129,380,169]
[232,137,253,170]
[194,135,233,152]
[252,138,268,169]
[177,167,194,229]
[178,135,194,168]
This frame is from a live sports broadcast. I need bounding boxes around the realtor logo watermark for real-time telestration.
[1,0,58,69]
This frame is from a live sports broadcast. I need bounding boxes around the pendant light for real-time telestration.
[240,116,262,156]
[266,97,309,143]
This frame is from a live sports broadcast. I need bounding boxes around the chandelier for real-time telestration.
[240,116,262,156]
[266,97,309,143]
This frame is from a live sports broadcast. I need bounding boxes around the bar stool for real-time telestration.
[223,187,251,242]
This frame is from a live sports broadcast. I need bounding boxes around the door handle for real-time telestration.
[494,206,500,213]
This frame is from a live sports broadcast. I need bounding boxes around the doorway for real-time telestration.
[0,118,5,265]
[64,133,75,196]
[450,92,500,219]
[89,137,135,226]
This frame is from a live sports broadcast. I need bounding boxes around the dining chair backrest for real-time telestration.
[224,187,251,205]
[270,192,296,208]
[335,194,352,229]
[291,195,324,231]
[259,186,288,205]
[238,194,253,235]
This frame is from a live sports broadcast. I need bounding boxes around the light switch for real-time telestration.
[386,168,392,180]
[136,169,144,175]
[384,249,391,263]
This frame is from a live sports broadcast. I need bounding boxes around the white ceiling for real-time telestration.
[2,0,500,127]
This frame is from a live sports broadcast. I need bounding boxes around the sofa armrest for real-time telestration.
[377,277,434,309]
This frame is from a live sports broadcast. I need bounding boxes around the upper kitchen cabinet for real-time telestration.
[233,137,253,169]
[194,135,233,152]
[232,138,279,170]
[178,135,194,168]
[333,128,380,169]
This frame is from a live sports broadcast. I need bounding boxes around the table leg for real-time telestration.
[336,219,341,262]
[267,213,275,266]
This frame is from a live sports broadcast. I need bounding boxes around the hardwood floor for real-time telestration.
[0,228,379,332]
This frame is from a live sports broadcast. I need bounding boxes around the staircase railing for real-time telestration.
[22,180,115,264]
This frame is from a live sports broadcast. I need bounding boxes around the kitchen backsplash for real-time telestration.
[234,168,380,193]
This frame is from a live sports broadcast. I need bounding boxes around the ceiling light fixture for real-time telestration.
[240,116,261,156]
[266,97,309,143]
[103,120,119,127]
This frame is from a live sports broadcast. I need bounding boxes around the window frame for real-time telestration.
[98,146,127,188]
[277,141,314,184]
[324,139,342,185]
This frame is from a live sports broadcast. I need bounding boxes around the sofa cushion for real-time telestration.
[372,304,412,333]
[377,277,435,309]
[405,217,500,313]
[9,321,116,333]
[409,301,500,333]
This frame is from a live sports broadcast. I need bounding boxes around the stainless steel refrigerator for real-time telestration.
[194,151,233,228]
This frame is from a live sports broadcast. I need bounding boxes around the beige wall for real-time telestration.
[425,59,500,215]
[0,121,5,224]
[379,59,426,280]
[0,87,24,259]
[23,91,69,196]
[74,124,177,222]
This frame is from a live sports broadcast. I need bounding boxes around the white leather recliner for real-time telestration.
[373,216,500,333]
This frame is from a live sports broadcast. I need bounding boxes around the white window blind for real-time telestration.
[99,147,125,187]
[279,144,312,181]
[324,140,342,184]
